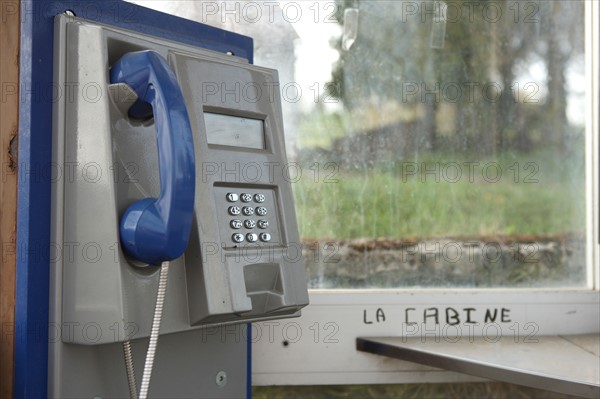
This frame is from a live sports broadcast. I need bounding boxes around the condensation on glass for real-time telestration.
[128,0,589,290]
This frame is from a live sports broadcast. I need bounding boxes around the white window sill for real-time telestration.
[253,291,599,386]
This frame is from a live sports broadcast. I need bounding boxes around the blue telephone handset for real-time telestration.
[111,51,195,265]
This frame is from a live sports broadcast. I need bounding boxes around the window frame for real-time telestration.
[252,0,600,386]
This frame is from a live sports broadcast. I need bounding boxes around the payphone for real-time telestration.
[49,12,308,398]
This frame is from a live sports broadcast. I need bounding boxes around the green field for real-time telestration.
[292,149,586,240]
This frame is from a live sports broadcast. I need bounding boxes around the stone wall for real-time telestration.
[302,235,586,288]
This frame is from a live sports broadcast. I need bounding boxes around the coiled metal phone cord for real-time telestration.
[123,341,138,398]
[123,261,170,399]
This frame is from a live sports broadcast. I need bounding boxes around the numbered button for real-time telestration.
[230,220,243,229]
[241,193,253,203]
[246,233,258,243]
[257,220,269,229]
[232,233,244,243]
[228,206,241,216]
[254,194,265,203]
[244,220,256,229]
[260,233,272,242]
[243,207,255,216]
[226,193,239,202]
[256,207,267,216]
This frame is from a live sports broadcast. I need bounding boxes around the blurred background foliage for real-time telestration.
[294,0,586,243]
[324,0,584,155]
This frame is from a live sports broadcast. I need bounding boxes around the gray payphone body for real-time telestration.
[50,13,308,397]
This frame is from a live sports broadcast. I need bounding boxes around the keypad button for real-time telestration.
[241,193,253,203]
[256,207,267,216]
[242,207,255,216]
[246,233,258,243]
[254,194,266,203]
[257,220,269,229]
[230,220,243,229]
[226,193,239,202]
[260,233,272,242]
[228,206,241,216]
[244,220,256,229]
[232,233,244,243]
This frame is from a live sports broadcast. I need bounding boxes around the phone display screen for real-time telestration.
[204,112,265,149]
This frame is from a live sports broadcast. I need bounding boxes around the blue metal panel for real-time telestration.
[247,323,253,399]
[15,1,253,397]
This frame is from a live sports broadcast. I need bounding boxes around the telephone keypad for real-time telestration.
[230,220,243,229]
[226,193,239,202]
[257,220,269,229]
[218,188,279,247]
[232,233,245,243]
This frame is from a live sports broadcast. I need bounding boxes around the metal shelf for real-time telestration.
[357,334,600,398]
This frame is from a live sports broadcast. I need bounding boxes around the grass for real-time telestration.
[253,382,583,399]
[292,148,586,240]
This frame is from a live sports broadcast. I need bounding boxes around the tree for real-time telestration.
[327,0,583,155]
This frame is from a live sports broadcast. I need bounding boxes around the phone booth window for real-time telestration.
[129,0,589,289]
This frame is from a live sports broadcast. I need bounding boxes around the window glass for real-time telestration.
[129,0,588,289]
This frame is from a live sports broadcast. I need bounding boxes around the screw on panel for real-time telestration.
[216,371,227,387]
[226,51,234,56]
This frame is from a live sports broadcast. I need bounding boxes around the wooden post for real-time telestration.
[0,0,20,397]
